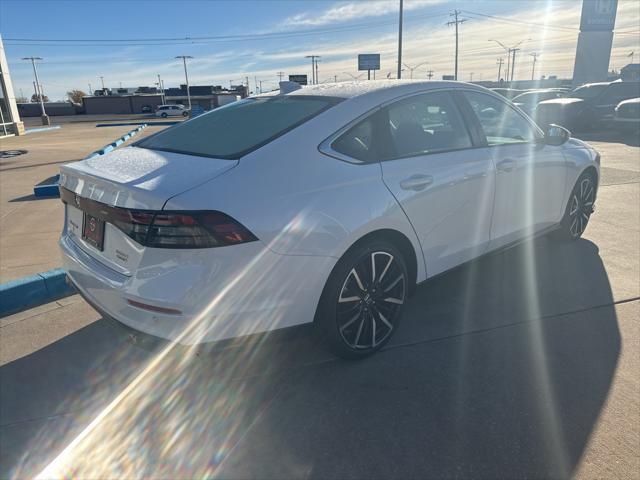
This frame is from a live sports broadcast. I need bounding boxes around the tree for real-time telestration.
[67,89,87,104]
[31,93,49,103]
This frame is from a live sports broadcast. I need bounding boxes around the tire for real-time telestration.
[316,240,409,359]
[161,112,168,118]
[182,111,189,117]
[554,171,597,241]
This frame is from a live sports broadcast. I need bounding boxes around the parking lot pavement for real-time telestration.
[0,133,638,479]
[0,122,166,282]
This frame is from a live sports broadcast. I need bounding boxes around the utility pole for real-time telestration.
[496,57,504,82]
[530,52,540,81]
[175,55,193,112]
[305,55,320,84]
[245,76,250,94]
[88,83,92,95]
[22,56,49,125]
[157,74,165,104]
[510,48,520,82]
[315,59,319,85]
[334,75,338,82]
[397,0,404,79]
[469,72,474,82]
[447,10,466,81]
[99,75,105,90]
[277,71,285,82]
[427,69,434,80]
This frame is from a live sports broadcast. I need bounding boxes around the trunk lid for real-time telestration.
[60,146,238,209]
[60,146,237,276]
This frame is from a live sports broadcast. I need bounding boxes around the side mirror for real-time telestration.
[544,124,571,146]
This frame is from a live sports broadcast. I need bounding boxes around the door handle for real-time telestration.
[400,174,434,191]
[496,159,516,173]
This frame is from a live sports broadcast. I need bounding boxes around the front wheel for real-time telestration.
[160,112,168,118]
[316,241,408,359]
[554,172,596,241]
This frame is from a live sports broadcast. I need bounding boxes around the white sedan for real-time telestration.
[59,81,600,358]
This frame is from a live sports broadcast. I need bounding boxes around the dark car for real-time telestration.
[614,97,640,132]
[141,105,153,113]
[490,88,527,100]
[512,89,566,117]
[536,81,640,131]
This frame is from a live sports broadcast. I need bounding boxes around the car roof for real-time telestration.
[263,80,485,100]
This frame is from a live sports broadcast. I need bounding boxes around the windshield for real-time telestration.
[572,84,608,100]
[137,95,341,159]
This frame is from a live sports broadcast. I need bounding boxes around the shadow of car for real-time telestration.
[0,235,620,479]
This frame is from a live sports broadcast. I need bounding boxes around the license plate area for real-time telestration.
[82,212,105,251]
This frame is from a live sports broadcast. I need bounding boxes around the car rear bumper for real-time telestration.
[60,232,335,345]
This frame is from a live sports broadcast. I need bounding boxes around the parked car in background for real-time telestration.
[141,105,153,113]
[512,89,566,117]
[156,104,190,118]
[490,88,526,99]
[614,97,640,132]
[59,81,600,358]
[536,81,640,131]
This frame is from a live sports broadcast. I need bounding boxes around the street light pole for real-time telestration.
[530,52,540,81]
[175,55,193,112]
[22,56,49,125]
[397,0,403,79]
[489,38,530,84]
[99,75,105,90]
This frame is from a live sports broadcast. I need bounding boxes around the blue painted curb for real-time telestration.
[85,124,146,159]
[0,268,75,318]
[24,126,61,134]
[34,174,61,197]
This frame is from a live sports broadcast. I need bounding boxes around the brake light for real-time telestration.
[144,211,257,248]
[60,187,257,249]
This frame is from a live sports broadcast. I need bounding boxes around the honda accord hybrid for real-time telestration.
[59,81,600,358]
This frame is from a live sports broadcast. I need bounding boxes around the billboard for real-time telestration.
[358,54,381,71]
[288,74,308,85]
[579,0,618,31]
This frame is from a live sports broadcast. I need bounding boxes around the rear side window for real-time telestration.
[332,115,377,162]
[463,91,538,146]
[384,91,472,159]
[138,96,340,159]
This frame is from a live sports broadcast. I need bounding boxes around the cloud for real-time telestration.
[282,0,444,27]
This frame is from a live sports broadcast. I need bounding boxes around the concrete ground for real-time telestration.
[0,132,638,479]
[0,122,166,282]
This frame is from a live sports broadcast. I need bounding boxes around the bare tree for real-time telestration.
[67,89,87,104]
[31,93,49,103]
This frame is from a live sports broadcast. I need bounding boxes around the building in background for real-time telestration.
[0,34,24,136]
[573,0,619,86]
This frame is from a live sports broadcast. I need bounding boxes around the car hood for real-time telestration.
[59,146,238,209]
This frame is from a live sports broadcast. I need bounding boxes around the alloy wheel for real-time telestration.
[336,251,406,350]
[568,177,595,238]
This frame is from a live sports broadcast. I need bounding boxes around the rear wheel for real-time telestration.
[316,241,408,359]
[161,112,168,118]
[555,171,596,241]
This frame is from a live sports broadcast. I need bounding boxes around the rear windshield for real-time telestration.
[572,84,607,100]
[137,95,341,159]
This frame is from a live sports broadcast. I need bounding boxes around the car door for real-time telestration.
[460,90,567,249]
[378,90,495,277]
[594,82,640,121]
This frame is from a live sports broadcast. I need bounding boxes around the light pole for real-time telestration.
[489,38,530,83]
[530,52,540,81]
[99,75,105,90]
[175,55,193,112]
[402,62,428,79]
[88,83,92,95]
[157,74,165,104]
[305,55,320,84]
[342,72,365,80]
[397,0,404,79]
[22,57,49,125]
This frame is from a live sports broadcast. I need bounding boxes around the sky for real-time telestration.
[1,0,639,101]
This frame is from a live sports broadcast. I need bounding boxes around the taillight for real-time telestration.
[144,211,257,248]
[60,187,256,249]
